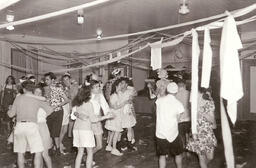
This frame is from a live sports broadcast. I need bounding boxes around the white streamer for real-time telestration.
[1,3,256,45]
[0,0,20,11]
[0,0,113,29]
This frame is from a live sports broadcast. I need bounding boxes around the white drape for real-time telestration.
[220,15,243,124]
[150,40,162,70]
[201,27,213,88]
[190,29,200,134]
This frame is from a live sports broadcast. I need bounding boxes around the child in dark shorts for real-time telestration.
[155,82,185,168]
[156,134,184,156]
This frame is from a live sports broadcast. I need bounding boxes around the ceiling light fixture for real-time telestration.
[6,25,14,30]
[6,14,14,22]
[77,9,84,24]
[96,28,103,40]
[179,0,189,15]
[6,11,15,30]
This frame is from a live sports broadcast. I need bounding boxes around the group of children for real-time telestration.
[1,70,138,168]
[71,75,138,168]
[0,67,218,168]
[152,76,217,168]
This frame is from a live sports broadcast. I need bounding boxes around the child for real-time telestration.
[72,85,113,168]
[155,82,184,168]
[120,78,137,150]
[8,80,53,168]
[105,78,130,156]
[176,80,191,151]
[186,88,217,168]
[34,86,53,168]
[89,80,110,154]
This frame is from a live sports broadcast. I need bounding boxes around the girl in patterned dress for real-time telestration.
[186,88,217,168]
[0,75,17,134]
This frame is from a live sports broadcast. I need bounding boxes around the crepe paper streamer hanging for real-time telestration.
[0,61,43,75]
[9,42,70,66]
[10,42,70,61]
[0,15,254,71]
[125,57,192,65]
[11,42,88,67]
[49,44,150,74]
[1,3,255,45]
[4,15,255,74]
[220,14,243,124]
[0,0,20,11]
[150,40,162,70]
[219,14,243,168]
[157,36,185,49]
[220,99,235,168]
[201,27,213,88]
[39,46,85,60]
[2,12,256,74]
[195,14,256,32]
[85,15,256,68]
[121,61,151,71]
[8,34,151,67]
[42,34,154,63]
[0,0,113,29]
[190,29,200,134]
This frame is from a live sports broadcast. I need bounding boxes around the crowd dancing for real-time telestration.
[0,68,217,168]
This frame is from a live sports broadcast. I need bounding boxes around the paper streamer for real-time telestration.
[201,27,213,88]
[0,0,20,11]
[1,3,256,44]
[190,29,200,134]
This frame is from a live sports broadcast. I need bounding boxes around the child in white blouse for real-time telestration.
[72,85,113,168]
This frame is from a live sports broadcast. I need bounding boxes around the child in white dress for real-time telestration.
[120,78,137,150]
[34,86,53,168]
[89,80,110,154]
[105,78,131,156]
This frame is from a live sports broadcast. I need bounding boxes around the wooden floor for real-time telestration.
[0,114,255,168]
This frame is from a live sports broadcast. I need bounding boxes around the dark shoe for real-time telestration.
[60,149,69,155]
[49,148,56,156]
[69,147,77,153]
[55,148,61,156]
[127,142,137,152]
[116,141,122,151]
[117,140,128,151]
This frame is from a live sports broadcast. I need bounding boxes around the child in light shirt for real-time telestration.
[155,82,184,168]
[72,85,113,168]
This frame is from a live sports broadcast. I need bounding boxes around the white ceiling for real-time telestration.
[0,0,255,40]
